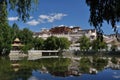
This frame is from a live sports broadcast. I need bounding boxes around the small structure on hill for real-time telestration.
[11,38,23,50]
[9,38,25,60]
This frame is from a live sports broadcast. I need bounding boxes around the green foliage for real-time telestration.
[11,26,34,53]
[44,36,70,50]
[20,44,32,54]
[44,36,59,50]
[11,24,34,51]
[0,25,12,55]
[0,0,38,55]
[91,39,107,51]
[18,28,33,45]
[0,23,34,55]
[79,57,91,73]
[33,37,44,50]
[0,1,12,55]
[0,57,70,80]
[0,1,8,25]
[19,28,33,53]
[58,37,71,50]
[111,57,118,64]
[92,57,108,70]
[0,0,38,22]
[0,57,14,80]
[11,23,20,40]
[80,57,91,65]
[19,58,71,72]
[79,35,91,51]
[79,56,108,72]
[86,0,120,37]
[111,45,117,51]
[39,58,71,72]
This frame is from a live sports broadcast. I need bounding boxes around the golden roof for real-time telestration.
[11,43,24,47]
[14,38,20,42]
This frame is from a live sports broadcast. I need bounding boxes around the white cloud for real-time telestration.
[113,75,120,79]
[58,25,65,27]
[52,13,67,20]
[29,16,34,19]
[8,17,18,21]
[39,13,67,23]
[116,25,120,28]
[39,15,49,19]
[69,26,74,28]
[27,19,40,26]
[26,13,67,26]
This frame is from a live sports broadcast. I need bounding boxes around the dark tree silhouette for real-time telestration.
[86,0,120,40]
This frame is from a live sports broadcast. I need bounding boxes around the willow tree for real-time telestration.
[0,25,12,55]
[86,0,120,40]
[0,0,38,55]
[0,0,38,25]
[0,1,8,26]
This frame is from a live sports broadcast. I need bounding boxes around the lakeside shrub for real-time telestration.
[92,57,108,70]
[19,58,71,72]
[79,57,91,73]
[111,57,118,64]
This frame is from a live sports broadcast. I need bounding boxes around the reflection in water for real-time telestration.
[0,57,120,80]
[28,68,120,80]
[113,76,120,79]
[13,68,32,80]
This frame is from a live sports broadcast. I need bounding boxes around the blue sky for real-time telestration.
[8,0,115,34]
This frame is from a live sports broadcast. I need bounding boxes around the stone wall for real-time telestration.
[9,50,42,60]
[28,50,42,60]
[9,50,59,60]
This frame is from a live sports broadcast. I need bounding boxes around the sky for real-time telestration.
[8,0,115,34]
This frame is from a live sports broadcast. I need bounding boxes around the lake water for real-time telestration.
[0,57,120,80]
[27,68,120,80]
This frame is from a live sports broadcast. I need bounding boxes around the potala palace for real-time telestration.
[33,25,120,50]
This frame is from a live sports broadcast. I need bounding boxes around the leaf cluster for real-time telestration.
[86,0,120,38]
[0,0,38,22]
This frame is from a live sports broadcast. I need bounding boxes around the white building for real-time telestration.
[103,34,120,51]
[33,26,97,43]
